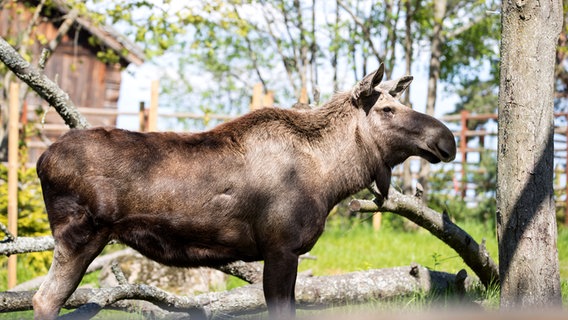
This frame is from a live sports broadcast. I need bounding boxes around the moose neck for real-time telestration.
[307,93,385,207]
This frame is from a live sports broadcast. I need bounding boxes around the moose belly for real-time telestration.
[111,212,260,268]
[102,170,308,267]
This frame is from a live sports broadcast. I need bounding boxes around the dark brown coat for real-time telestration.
[32,64,456,319]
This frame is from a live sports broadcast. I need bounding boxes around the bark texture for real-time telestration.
[0,235,54,256]
[497,0,563,308]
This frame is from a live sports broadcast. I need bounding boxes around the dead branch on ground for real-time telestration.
[0,264,474,318]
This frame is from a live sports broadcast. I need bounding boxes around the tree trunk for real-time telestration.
[418,0,446,201]
[401,0,415,195]
[497,0,563,309]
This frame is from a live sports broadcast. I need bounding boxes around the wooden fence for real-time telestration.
[5,82,568,288]
[12,83,568,215]
[439,110,568,223]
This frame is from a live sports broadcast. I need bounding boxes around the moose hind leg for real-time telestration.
[33,212,109,320]
[263,250,299,319]
[33,238,107,320]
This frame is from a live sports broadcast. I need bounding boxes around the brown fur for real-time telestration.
[32,65,456,319]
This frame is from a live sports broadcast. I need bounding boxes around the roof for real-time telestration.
[50,0,145,66]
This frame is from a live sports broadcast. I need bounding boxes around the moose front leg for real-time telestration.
[263,250,299,319]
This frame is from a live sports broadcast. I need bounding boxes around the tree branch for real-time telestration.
[337,0,383,64]
[216,260,263,284]
[0,222,15,242]
[1,189,499,291]
[10,248,137,291]
[0,36,89,129]
[444,13,489,40]
[46,8,80,53]
[0,235,54,256]
[349,188,499,288]
[259,5,298,94]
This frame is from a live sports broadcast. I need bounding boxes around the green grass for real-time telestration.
[301,216,568,308]
[557,226,568,279]
[298,216,499,278]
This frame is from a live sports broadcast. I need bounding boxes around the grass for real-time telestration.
[298,215,500,278]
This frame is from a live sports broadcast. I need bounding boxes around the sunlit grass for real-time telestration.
[298,216,499,278]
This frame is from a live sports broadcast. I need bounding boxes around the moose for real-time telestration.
[33,64,456,319]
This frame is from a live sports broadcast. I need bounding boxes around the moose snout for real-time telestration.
[433,126,457,162]
[436,136,457,162]
[421,125,457,164]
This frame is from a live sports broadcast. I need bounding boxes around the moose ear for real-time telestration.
[376,75,413,99]
[351,63,385,101]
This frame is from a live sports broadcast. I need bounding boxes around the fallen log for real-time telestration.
[0,264,474,318]
[0,235,54,256]
[10,248,138,291]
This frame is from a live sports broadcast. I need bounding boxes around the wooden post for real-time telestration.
[7,82,20,289]
[299,87,308,104]
[459,110,469,198]
[147,80,159,132]
[251,84,274,111]
[139,101,146,132]
[263,90,274,108]
[372,212,382,231]
[250,83,263,111]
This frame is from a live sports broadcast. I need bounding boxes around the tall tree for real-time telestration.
[497,0,563,309]
[416,0,500,199]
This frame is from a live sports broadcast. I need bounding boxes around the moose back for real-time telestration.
[33,64,456,319]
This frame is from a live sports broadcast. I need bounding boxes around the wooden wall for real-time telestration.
[0,2,126,162]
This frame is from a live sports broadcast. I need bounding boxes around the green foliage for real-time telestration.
[91,0,193,58]
[96,48,121,65]
[427,172,496,226]
[453,78,499,120]
[441,0,501,82]
[0,145,51,290]
[0,148,48,237]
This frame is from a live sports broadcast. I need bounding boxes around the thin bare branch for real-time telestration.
[47,8,80,53]
[337,0,383,64]
[444,12,490,40]
[259,4,299,94]
[0,222,15,242]
[10,249,138,291]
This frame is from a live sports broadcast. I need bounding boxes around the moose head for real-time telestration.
[351,63,456,197]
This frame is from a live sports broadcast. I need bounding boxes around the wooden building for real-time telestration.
[0,0,145,163]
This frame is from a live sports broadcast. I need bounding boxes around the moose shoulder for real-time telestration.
[33,64,456,319]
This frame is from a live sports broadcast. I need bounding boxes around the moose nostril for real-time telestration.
[439,148,450,160]
[438,138,457,161]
